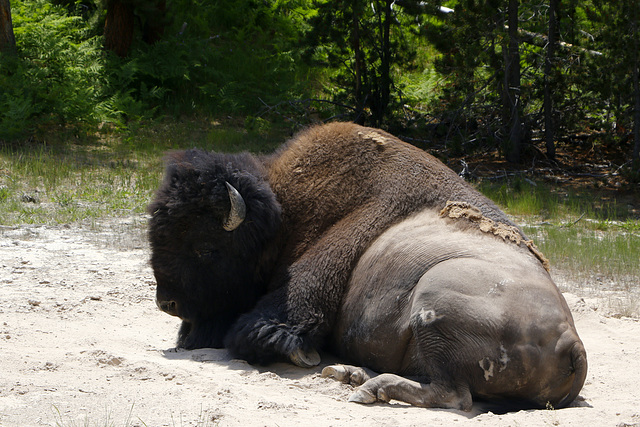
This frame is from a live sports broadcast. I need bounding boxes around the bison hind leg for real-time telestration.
[326,369,473,411]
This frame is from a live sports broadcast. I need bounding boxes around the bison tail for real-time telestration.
[557,340,588,408]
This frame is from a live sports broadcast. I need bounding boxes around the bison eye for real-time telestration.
[194,247,216,258]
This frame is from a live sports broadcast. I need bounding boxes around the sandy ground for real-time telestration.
[1,218,640,427]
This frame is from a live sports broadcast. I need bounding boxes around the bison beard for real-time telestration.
[148,122,587,410]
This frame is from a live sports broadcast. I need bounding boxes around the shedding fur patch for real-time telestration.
[358,131,389,147]
[440,201,550,272]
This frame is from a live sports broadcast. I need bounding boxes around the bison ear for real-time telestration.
[223,181,246,231]
[162,151,191,188]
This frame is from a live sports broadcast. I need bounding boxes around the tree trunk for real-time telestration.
[0,0,16,54]
[633,10,640,167]
[104,0,135,57]
[544,0,559,160]
[504,0,522,163]
[142,0,166,45]
[352,3,365,124]
[377,0,392,127]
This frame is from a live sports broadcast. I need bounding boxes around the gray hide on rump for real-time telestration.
[332,207,586,410]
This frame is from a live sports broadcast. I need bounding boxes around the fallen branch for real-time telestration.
[398,135,432,146]
[562,212,586,228]
[506,26,603,57]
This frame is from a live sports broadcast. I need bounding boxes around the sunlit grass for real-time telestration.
[0,143,159,225]
[477,177,633,222]
[478,176,639,317]
[0,119,286,226]
[523,224,640,286]
[478,178,638,281]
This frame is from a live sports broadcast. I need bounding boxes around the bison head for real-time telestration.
[148,149,282,349]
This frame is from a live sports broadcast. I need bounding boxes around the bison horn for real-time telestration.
[223,181,246,231]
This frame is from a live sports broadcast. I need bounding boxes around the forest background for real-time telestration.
[1,0,640,169]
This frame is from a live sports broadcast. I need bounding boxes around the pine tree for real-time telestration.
[632,8,640,167]
[104,0,134,57]
[427,0,527,161]
[0,0,16,54]
[543,0,560,160]
[305,0,420,126]
[503,0,522,163]
[590,0,640,169]
[104,0,167,57]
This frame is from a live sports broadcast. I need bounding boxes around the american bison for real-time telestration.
[148,122,587,410]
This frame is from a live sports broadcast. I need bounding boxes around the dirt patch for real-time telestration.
[1,220,640,426]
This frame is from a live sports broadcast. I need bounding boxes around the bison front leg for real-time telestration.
[223,288,322,367]
[348,373,473,411]
[227,201,412,367]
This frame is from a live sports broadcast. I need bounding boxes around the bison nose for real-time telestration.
[157,299,179,317]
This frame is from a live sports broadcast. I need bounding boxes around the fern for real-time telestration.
[1,0,110,138]
[1,0,314,139]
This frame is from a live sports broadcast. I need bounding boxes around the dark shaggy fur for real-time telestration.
[148,122,518,362]
[148,149,281,349]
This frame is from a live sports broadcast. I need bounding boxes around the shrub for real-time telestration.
[0,0,107,138]
[1,0,312,139]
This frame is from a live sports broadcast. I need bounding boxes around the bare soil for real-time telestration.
[1,217,640,426]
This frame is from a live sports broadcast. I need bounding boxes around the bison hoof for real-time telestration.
[321,365,349,383]
[289,347,321,368]
[322,365,369,386]
[348,389,377,404]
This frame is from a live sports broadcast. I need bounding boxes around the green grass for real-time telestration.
[0,142,158,225]
[477,176,639,317]
[476,178,639,280]
[0,119,288,226]
[477,177,633,222]
[523,224,640,284]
